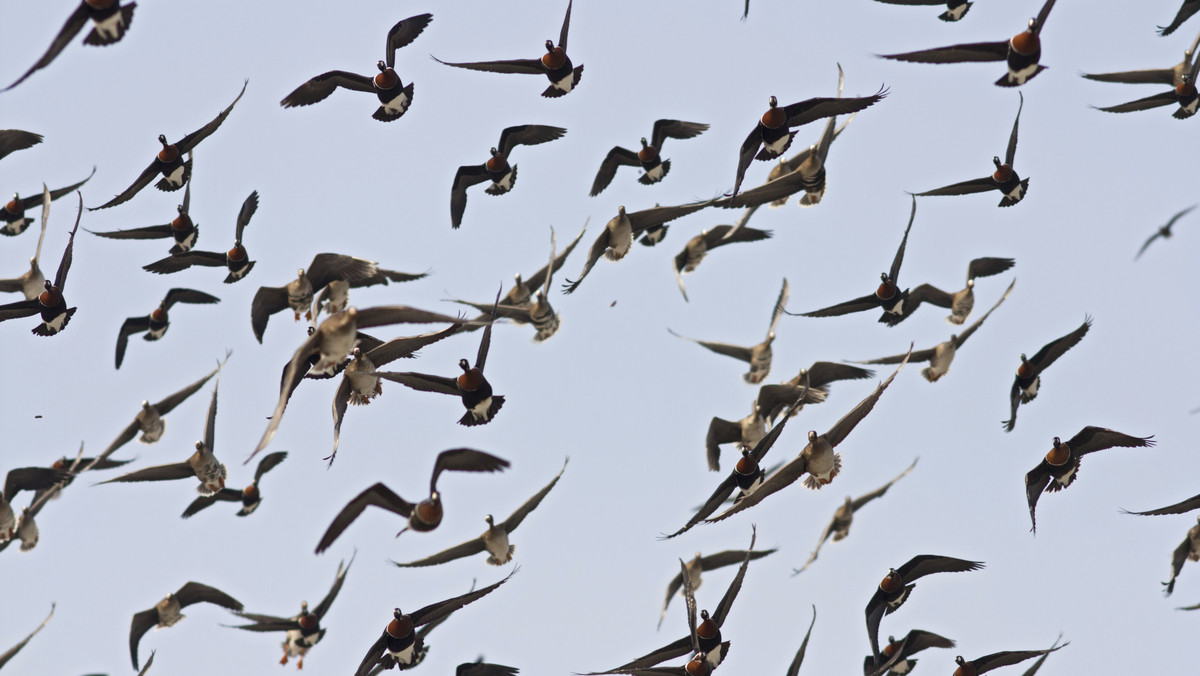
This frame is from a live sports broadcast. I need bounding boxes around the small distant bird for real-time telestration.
[115,288,220,368]
[1002,316,1091,432]
[453,225,585,341]
[563,201,713,294]
[143,190,259,283]
[432,0,581,98]
[590,119,710,196]
[913,93,1029,207]
[790,195,919,325]
[5,1,136,90]
[870,0,973,22]
[1159,0,1200,37]
[1024,427,1156,533]
[181,451,288,518]
[353,570,515,676]
[879,0,1058,87]
[863,628,955,676]
[390,458,567,568]
[250,253,380,342]
[97,360,224,460]
[281,14,432,121]
[853,279,1014,383]
[129,582,243,670]
[669,277,789,384]
[865,555,985,665]
[672,218,772,302]
[0,604,54,669]
[951,643,1069,676]
[792,458,918,575]
[450,125,567,229]
[253,304,474,462]
[1092,56,1199,119]
[2,169,95,238]
[92,80,247,210]
[657,546,776,630]
[731,86,888,197]
[315,448,510,553]
[0,187,50,301]
[0,193,82,336]
[88,171,199,254]
[1164,517,1200,596]
[99,378,227,495]
[229,555,353,669]
[706,350,911,523]
[1136,205,1196,259]
[0,130,43,162]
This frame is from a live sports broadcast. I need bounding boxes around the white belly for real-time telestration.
[382,91,412,115]
[389,643,417,665]
[44,310,70,333]
[644,164,666,181]
[762,132,793,157]
[94,10,126,39]
[468,396,494,419]
[491,170,516,193]
[550,71,575,93]
[163,164,187,187]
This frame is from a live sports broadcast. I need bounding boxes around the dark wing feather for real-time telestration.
[561,227,611,294]
[1093,90,1179,113]
[822,347,910,448]
[430,447,510,493]
[253,451,288,483]
[53,196,82,290]
[804,362,875,387]
[1005,92,1023,165]
[659,565,686,631]
[590,146,641,196]
[367,324,463,366]
[500,458,566,532]
[175,80,247,153]
[4,3,88,90]
[234,190,258,243]
[391,537,487,568]
[313,553,354,619]
[706,417,745,472]
[281,71,374,107]
[1122,492,1200,516]
[98,461,195,484]
[1082,67,1177,85]
[228,612,298,632]
[116,316,151,368]
[162,287,219,309]
[385,13,434,67]
[431,55,545,75]
[855,345,935,365]
[652,119,710,148]
[971,647,1065,674]
[626,201,713,234]
[0,129,44,159]
[797,292,880,317]
[1026,316,1091,371]
[315,483,414,553]
[410,568,516,627]
[497,124,567,156]
[354,633,389,676]
[662,474,738,538]
[888,194,917,282]
[782,87,888,127]
[879,41,1009,63]
[558,0,572,50]
[706,453,810,522]
[93,161,159,210]
[711,527,757,625]
[897,554,984,581]
[88,224,175,240]
[303,253,377,291]
[174,581,243,610]
[524,223,586,291]
[669,328,752,363]
[451,164,491,228]
[967,257,1016,281]
[1019,634,1065,676]
[784,606,817,676]
[906,283,955,310]
[129,608,158,670]
[0,603,53,668]
[1066,426,1154,456]
[143,250,227,274]
[1003,380,1022,433]
[849,457,919,510]
[475,288,501,371]
[732,124,764,197]
[375,370,461,395]
[0,299,41,322]
[912,176,997,197]
[250,286,290,343]
[154,364,221,413]
[180,488,240,518]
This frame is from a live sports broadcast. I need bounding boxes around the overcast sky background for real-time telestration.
[2,1,1199,674]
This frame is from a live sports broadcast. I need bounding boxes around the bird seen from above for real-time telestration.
[87,170,199,254]
[1136,204,1196,259]
[142,189,259,283]
[315,447,511,553]
[129,581,244,670]
[864,554,985,666]
[789,195,918,325]
[0,193,82,336]
[706,348,911,524]
[4,0,136,91]
[432,0,581,98]
[853,278,1014,383]
[228,554,353,669]
[115,287,220,369]
[589,119,710,196]
[376,289,505,427]
[1002,315,1091,432]
[731,84,888,197]
[879,0,1058,87]
[281,13,433,121]
[792,458,918,575]
[250,253,381,342]
[181,451,287,519]
[450,124,568,229]
[1,167,94,237]
[98,376,227,495]
[913,93,1029,207]
[1024,427,1156,533]
[353,569,516,676]
[669,277,788,384]
[562,200,714,294]
[390,458,567,568]
[92,79,247,210]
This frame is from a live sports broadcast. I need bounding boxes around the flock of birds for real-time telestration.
[2,1,1199,675]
